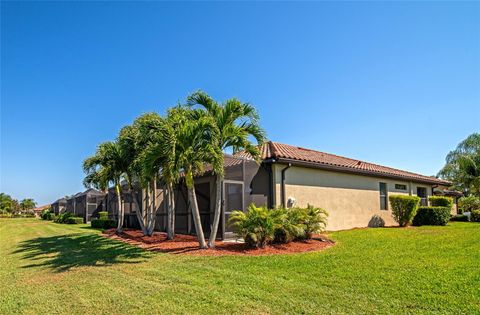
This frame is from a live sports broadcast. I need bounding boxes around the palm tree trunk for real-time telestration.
[130,186,148,235]
[208,174,222,248]
[188,184,207,249]
[115,183,124,234]
[167,182,175,240]
[147,179,157,236]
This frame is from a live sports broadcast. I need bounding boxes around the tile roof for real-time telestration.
[238,141,450,185]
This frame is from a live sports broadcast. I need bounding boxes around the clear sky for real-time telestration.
[1,1,479,205]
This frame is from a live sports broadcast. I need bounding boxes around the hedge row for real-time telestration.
[471,210,480,222]
[91,219,117,229]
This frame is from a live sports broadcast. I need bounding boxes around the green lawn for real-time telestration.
[0,219,479,314]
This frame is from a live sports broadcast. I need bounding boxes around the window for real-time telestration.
[417,187,427,206]
[395,184,407,190]
[379,182,388,210]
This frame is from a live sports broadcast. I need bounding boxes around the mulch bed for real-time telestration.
[102,228,334,256]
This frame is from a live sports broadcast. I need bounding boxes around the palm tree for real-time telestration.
[164,106,222,248]
[130,113,165,236]
[142,112,180,240]
[20,198,36,210]
[439,133,480,195]
[187,91,266,248]
[83,141,126,234]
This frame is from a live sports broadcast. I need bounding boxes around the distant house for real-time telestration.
[113,141,450,239]
[61,189,106,222]
[33,204,50,217]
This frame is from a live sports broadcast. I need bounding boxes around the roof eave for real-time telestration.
[274,157,450,186]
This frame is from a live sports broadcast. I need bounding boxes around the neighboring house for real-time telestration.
[60,189,106,222]
[33,204,50,217]
[115,141,450,239]
[51,198,67,215]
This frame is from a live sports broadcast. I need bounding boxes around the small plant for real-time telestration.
[389,195,421,227]
[413,206,451,226]
[301,204,328,239]
[66,217,84,224]
[273,207,305,244]
[228,204,276,248]
[471,210,480,222]
[98,211,109,220]
[458,196,480,214]
[428,196,453,209]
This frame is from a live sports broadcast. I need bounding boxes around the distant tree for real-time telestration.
[438,133,480,196]
[0,193,14,213]
[20,198,36,210]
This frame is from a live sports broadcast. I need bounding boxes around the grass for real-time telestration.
[0,219,479,314]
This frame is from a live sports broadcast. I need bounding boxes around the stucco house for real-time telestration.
[115,141,450,239]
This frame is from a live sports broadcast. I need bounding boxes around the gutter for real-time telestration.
[280,163,291,207]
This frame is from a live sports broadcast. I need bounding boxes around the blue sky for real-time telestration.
[1,1,479,205]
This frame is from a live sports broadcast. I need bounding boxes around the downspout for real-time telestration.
[281,163,292,208]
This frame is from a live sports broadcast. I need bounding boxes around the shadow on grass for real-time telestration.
[13,233,150,272]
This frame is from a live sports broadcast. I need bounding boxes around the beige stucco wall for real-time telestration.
[272,164,434,231]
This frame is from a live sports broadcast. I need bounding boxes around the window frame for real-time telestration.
[379,182,388,210]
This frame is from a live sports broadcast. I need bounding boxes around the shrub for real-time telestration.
[98,211,109,220]
[412,206,451,226]
[428,196,453,209]
[273,207,305,243]
[54,212,74,223]
[450,214,469,222]
[471,210,480,222]
[66,217,84,224]
[41,209,55,220]
[91,218,117,229]
[458,196,480,214]
[301,204,329,239]
[228,204,277,248]
[389,195,421,227]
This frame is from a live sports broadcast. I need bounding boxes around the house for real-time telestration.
[116,141,450,238]
[51,198,67,215]
[62,189,106,222]
[33,204,51,217]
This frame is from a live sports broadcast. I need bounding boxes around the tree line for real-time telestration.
[83,90,265,249]
[0,193,37,215]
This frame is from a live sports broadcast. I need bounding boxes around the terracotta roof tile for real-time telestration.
[246,141,450,185]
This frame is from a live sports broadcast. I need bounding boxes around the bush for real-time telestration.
[273,207,305,244]
[428,196,453,209]
[450,214,469,222]
[54,212,74,223]
[301,204,329,239]
[91,218,117,229]
[458,196,480,213]
[471,210,480,222]
[389,195,421,227]
[412,206,451,226]
[41,209,55,220]
[66,217,84,224]
[229,204,277,248]
[98,211,109,220]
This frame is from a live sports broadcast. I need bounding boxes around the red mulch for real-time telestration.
[102,229,334,256]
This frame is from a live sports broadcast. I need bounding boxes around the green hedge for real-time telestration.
[389,195,420,227]
[471,210,480,222]
[66,217,84,224]
[91,219,117,229]
[413,206,451,226]
[428,196,453,209]
[450,214,469,222]
[98,211,109,220]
